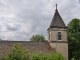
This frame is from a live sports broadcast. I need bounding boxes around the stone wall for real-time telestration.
[0,41,53,57]
[50,42,68,60]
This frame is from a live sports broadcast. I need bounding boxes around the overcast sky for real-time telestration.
[0,0,80,41]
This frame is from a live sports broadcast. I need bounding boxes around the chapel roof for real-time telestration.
[48,4,67,30]
[0,41,55,57]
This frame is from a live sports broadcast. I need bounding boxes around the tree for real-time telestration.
[68,18,80,60]
[30,34,47,42]
[5,44,30,60]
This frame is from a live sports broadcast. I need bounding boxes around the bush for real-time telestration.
[31,52,66,60]
[5,44,30,60]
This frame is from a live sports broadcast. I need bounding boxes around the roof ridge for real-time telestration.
[48,8,67,30]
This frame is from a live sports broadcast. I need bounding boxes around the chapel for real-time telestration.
[0,4,68,60]
[47,4,68,60]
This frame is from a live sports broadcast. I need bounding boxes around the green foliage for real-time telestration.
[4,44,29,60]
[31,52,46,60]
[31,52,66,60]
[68,18,80,60]
[71,58,75,60]
[46,53,66,60]
[30,34,47,42]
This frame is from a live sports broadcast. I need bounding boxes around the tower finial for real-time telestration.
[56,4,57,10]
[55,4,58,11]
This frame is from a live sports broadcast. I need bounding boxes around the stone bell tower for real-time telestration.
[47,4,68,60]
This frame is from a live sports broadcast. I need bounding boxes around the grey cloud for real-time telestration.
[6,23,21,31]
[0,0,80,41]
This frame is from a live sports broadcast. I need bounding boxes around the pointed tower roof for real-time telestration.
[48,4,67,30]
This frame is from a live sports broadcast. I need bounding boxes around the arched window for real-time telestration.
[58,32,61,40]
